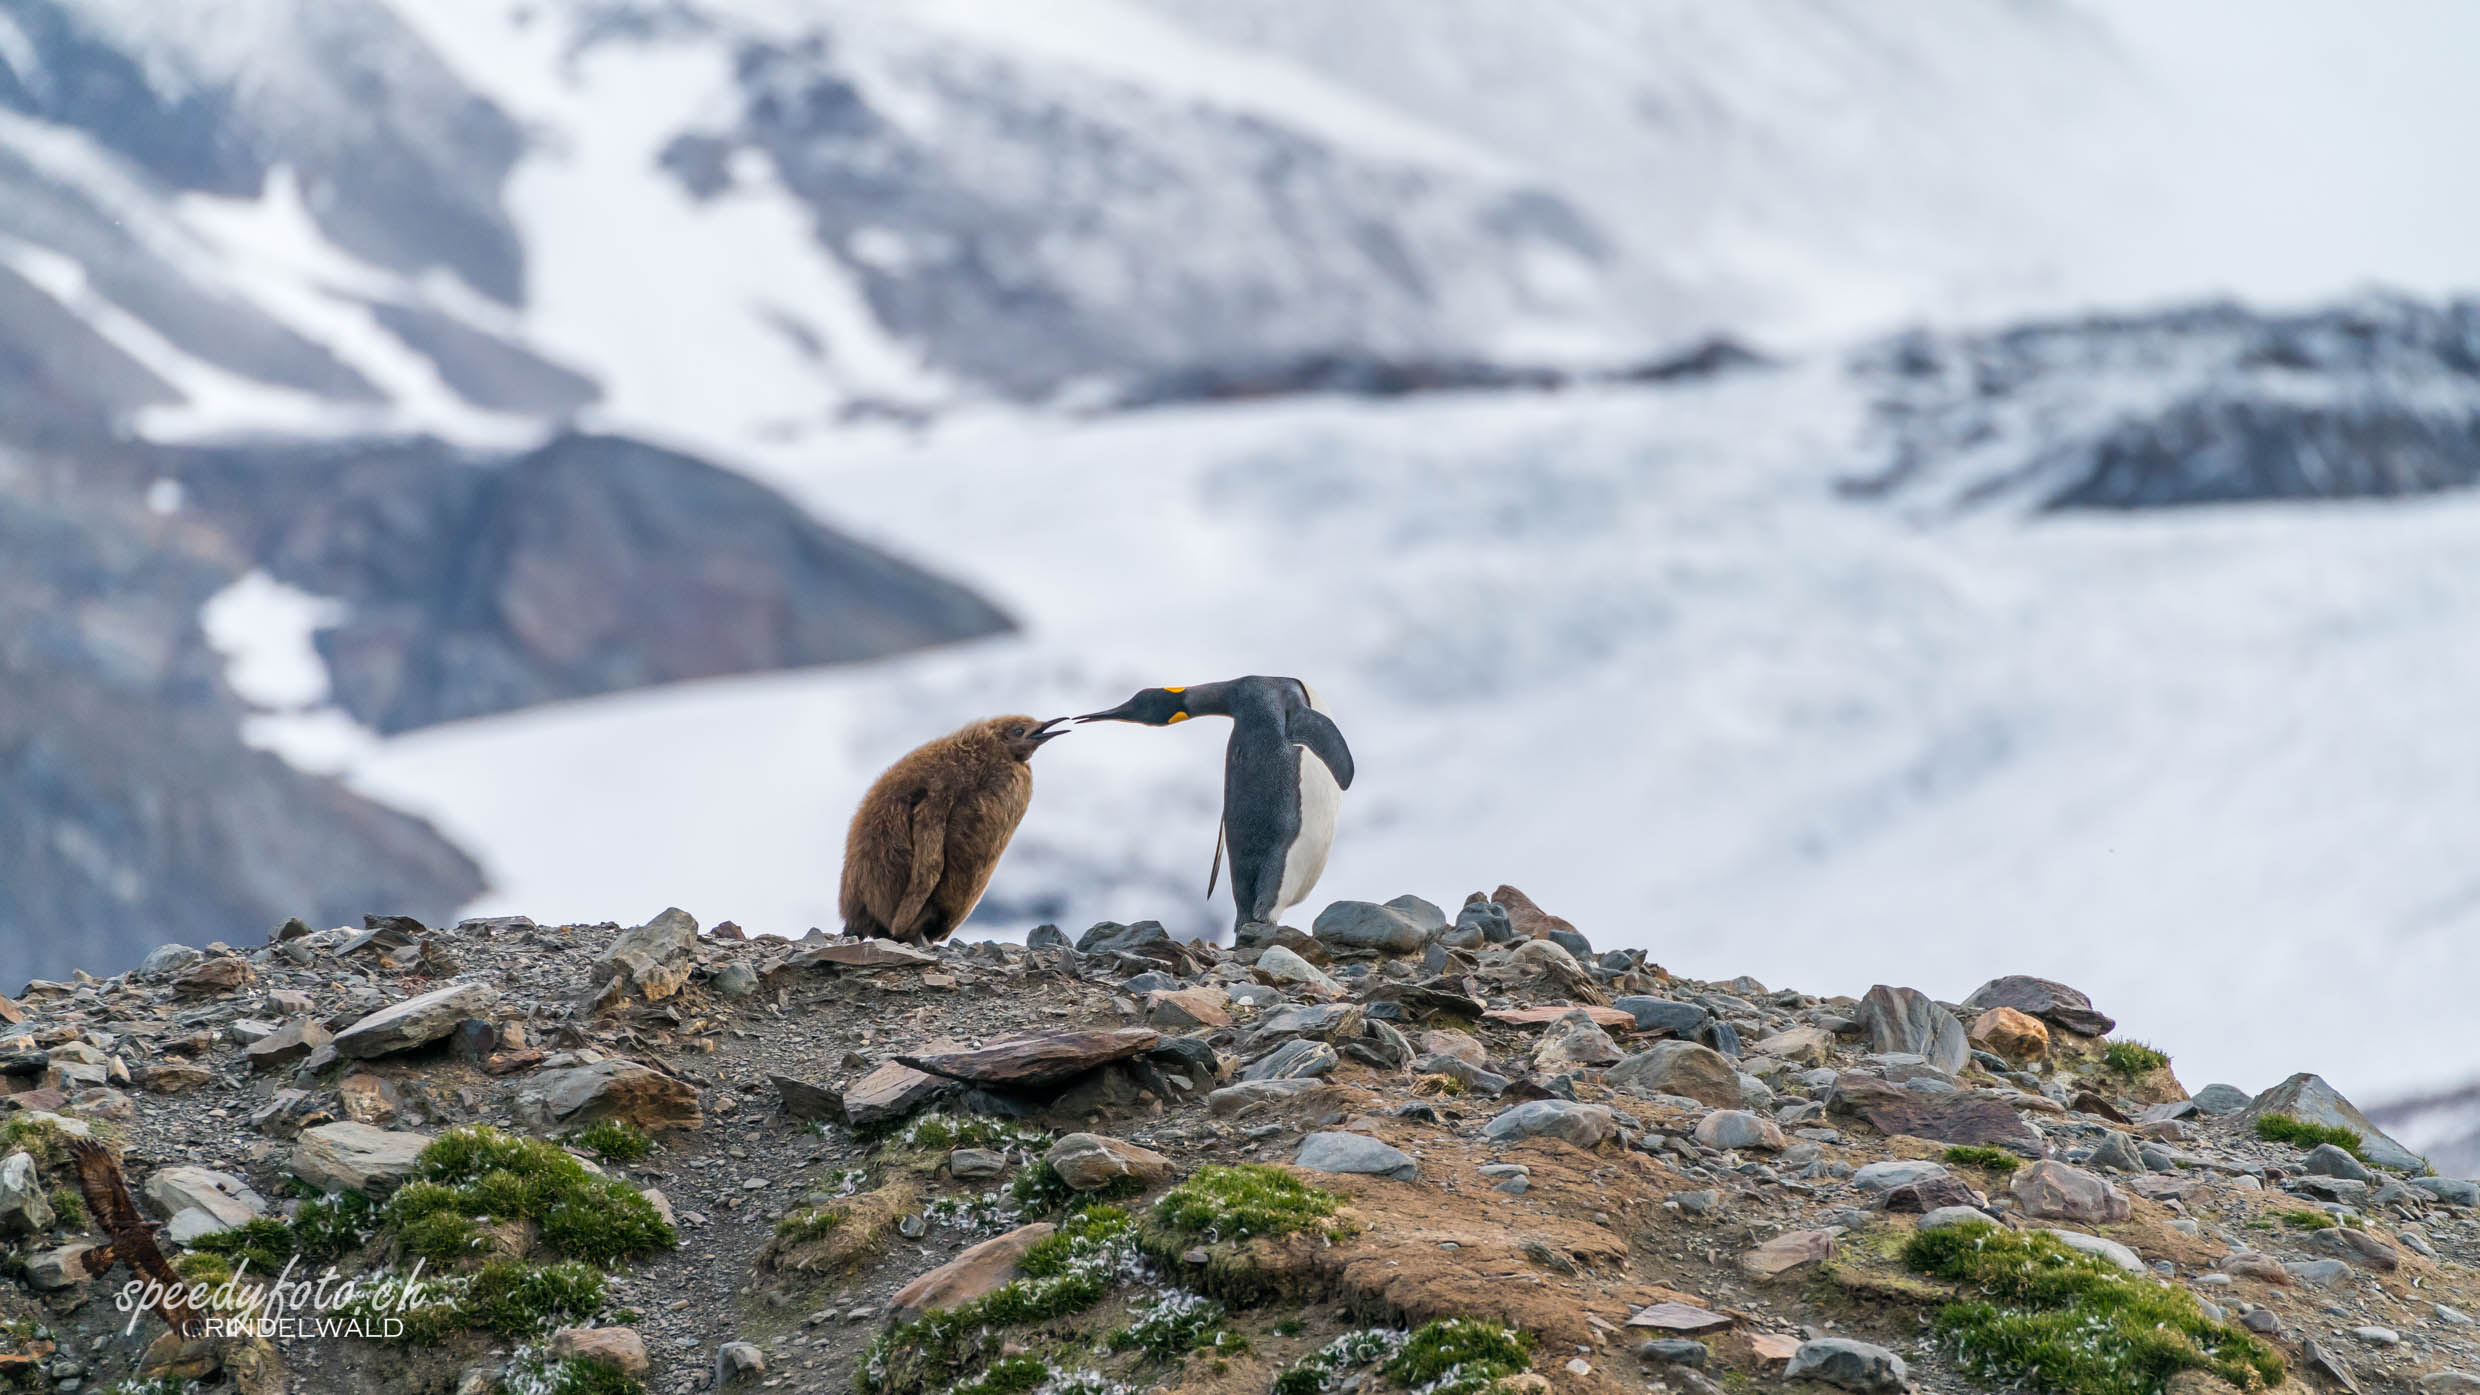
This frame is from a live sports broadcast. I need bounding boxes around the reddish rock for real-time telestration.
[899,1029,1162,1089]
[1828,1073,2046,1153]
[1143,988,1232,1031]
[1740,1229,1838,1280]
[171,958,253,996]
[551,1326,650,1375]
[1627,1301,1734,1334]
[2009,1161,2131,1224]
[1484,1004,1635,1031]
[1491,884,1578,941]
[891,1223,1055,1318]
[1046,1134,1174,1192]
[842,1061,951,1126]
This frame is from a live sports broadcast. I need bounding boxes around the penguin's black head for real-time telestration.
[1074,687,1192,727]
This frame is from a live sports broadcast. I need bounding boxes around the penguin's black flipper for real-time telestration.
[1289,709,1355,789]
[1206,821,1226,897]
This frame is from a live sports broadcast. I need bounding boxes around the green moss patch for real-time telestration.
[507,1351,648,1395]
[777,1206,850,1242]
[1146,1165,1340,1244]
[1107,1291,1247,1362]
[2277,1209,2337,1230]
[0,1116,79,1171]
[947,1354,1053,1395]
[2252,1113,2366,1159]
[1382,1319,1533,1395]
[394,1125,675,1267]
[2100,1041,2170,1076]
[570,1120,653,1164]
[1904,1221,2282,1395]
[901,1114,1054,1154]
[1943,1146,2022,1173]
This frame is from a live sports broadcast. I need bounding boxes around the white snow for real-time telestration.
[328,367,2480,1110]
[198,571,348,711]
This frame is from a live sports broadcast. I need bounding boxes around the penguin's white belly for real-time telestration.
[1271,745,1341,920]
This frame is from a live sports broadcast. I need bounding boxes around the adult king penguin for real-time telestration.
[1076,677,1353,934]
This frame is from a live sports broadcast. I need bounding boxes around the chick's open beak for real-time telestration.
[1029,716,1072,744]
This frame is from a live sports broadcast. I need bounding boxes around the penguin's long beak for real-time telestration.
[1072,702,1135,724]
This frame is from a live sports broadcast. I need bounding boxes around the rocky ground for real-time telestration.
[4,889,2479,1395]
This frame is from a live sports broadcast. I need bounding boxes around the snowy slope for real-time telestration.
[286,351,2480,1113]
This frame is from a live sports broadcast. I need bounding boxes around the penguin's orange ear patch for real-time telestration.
[1167,712,1190,724]
[1163,685,1186,693]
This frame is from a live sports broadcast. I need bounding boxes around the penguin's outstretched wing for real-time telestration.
[888,791,955,938]
[1289,709,1355,789]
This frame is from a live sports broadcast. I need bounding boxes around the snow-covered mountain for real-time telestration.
[6,0,2480,1146]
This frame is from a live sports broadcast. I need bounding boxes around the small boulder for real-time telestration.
[1967,1007,2049,1062]
[332,981,500,1060]
[1294,1132,1418,1181]
[2241,1074,2424,1172]
[550,1327,650,1377]
[1785,1338,1911,1394]
[143,1166,267,1243]
[1240,1039,1338,1082]
[519,1059,702,1132]
[1741,1228,1837,1279]
[1482,1099,1616,1150]
[2010,1161,2130,1224]
[245,1019,332,1073]
[1252,946,1344,996]
[1311,901,1428,955]
[588,907,698,1005]
[1076,921,1171,957]
[1533,1009,1623,1071]
[1608,1040,1742,1108]
[2190,1083,2252,1116]
[1693,1111,1785,1153]
[1046,1134,1173,1192]
[2303,1143,2374,1183]
[290,1122,432,1197]
[1856,986,1968,1076]
[891,1222,1056,1319]
[716,1342,768,1387]
[0,1152,54,1234]
[1961,975,2115,1037]
[1851,1160,1949,1192]
[1143,987,1231,1031]
[2046,1229,2143,1273]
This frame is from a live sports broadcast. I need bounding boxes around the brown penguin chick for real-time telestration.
[839,714,1068,943]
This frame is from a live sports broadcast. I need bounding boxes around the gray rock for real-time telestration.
[2411,1177,2479,1207]
[139,943,202,981]
[518,1059,703,1131]
[1452,899,1514,946]
[948,1149,1008,1181]
[1785,1337,1911,1394]
[712,962,759,999]
[1608,1040,1742,1108]
[245,1017,333,1072]
[1483,1100,1616,1150]
[1120,971,1181,995]
[2045,1228,2143,1272]
[1961,975,2116,1037]
[1294,1131,1418,1181]
[23,1241,105,1290]
[1252,946,1342,994]
[2304,1143,2375,1182]
[2010,1161,2131,1224]
[2191,1083,2252,1115]
[1312,901,1429,954]
[290,1122,432,1197]
[2241,1074,2424,1172]
[589,907,698,1003]
[1637,1339,1707,1367]
[1693,1110,1785,1153]
[716,1341,768,1386]
[1414,1054,1510,1096]
[1077,921,1170,957]
[2284,1258,2354,1288]
[1857,985,1968,1075]
[1239,1039,1338,1082]
[1851,1160,1949,1193]
[1383,895,1448,934]
[1206,1079,1324,1115]
[142,1166,267,1241]
[1045,1134,1173,1191]
[332,981,500,1059]
[1024,924,1071,952]
[2086,1131,2144,1173]
[1917,1205,1992,1231]
[0,1152,53,1234]
[1546,929,1594,960]
[1613,996,1712,1036]
[1534,1009,1624,1070]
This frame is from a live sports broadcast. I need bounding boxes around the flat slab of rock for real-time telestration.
[900,1029,1163,1088]
[1047,1134,1173,1192]
[1627,1301,1733,1335]
[245,1019,332,1072]
[332,981,499,1059]
[142,1166,267,1240]
[1207,1079,1326,1116]
[1484,1004,1635,1031]
[1741,1228,1837,1279]
[842,1061,951,1127]
[786,938,940,970]
[1311,900,1429,954]
[891,1222,1055,1319]
[1851,1160,1950,1192]
[518,1059,701,1132]
[291,1122,431,1197]
[2009,1160,2131,1224]
[1827,1073,2044,1153]
[1962,975,2114,1037]
[1294,1131,1417,1181]
[1241,1039,1338,1082]
[1143,987,1231,1030]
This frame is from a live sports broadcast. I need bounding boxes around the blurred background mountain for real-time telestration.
[3,0,2478,1161]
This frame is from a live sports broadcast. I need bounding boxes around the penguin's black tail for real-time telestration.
[1206,821,1226,898]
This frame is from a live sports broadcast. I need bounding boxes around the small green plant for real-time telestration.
[570,1120,653,1164]
[859,1205,1142,1395]
[1108,1290,1248,1362]
[0,1116,77,1170]
[777,1206,850,1242]
[2100,1041,2169,1076]
[189,1218,305,1274]
[1273,1319,1306,1338]
[1383,1320,1533,1395]
[1274,1329,1409,1395]
[45,1185,87,1229]
[1904,1221,2282,1395]
[2277,1209,2337,1230]
[2252,1114,2367,1160]
[507,1350,647,1395]
[1147,1165,1341,1243]
[947,1355,1051,1395]
[1943,1146,2022,1173]
[1003,1159,1081,1218]
[901,1114,1053,1154]
[396,1125,676,1267]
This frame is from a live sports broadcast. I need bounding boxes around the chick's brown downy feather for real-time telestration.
[840,714,1063,942]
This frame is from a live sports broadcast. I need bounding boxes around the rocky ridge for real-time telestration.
[2,893,2478,1395]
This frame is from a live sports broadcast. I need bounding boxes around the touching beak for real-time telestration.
[1072,702,1136,724]
[1030,716,1072,745]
